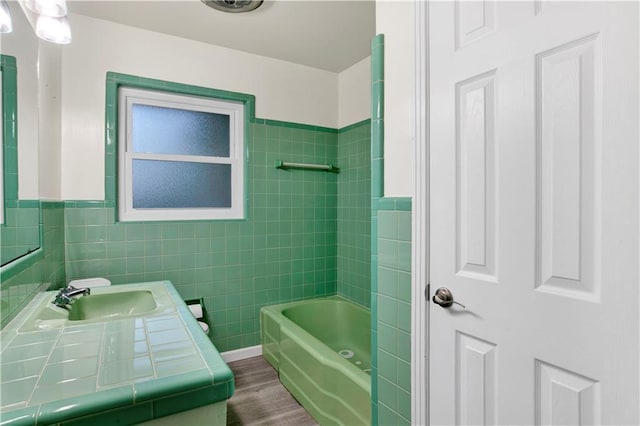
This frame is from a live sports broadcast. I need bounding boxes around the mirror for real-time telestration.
[0,1,41,267]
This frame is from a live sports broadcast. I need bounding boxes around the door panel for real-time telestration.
[535,360,600,426]
[535,34,601,301]
[455,0,496,49]
[429,2,639,425]
[455,70,497,282]
[456,332,497,425]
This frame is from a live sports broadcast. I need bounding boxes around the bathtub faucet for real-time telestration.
[52,285,90,308]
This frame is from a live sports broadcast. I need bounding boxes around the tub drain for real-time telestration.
[338,349,354,359]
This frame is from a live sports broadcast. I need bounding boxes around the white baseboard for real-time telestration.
[221,345,262,363]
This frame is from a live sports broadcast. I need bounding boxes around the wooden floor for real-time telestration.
[226,356,318,426]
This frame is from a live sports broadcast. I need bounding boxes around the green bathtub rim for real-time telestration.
[260,294,367,314]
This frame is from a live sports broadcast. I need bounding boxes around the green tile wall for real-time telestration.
[337,119,371,307]
[376,208,412,425]
[64,120,341,353]
[0,202,66,327]
[370,34,413,426]
[42,202,67,288]
[1,204,40,265]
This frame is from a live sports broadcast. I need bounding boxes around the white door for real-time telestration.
[428,1,639,425]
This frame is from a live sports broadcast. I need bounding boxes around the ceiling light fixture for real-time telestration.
[19,0,72,44]
[35,14,71,44]
[201,0,263,13]
[0,0,12,33]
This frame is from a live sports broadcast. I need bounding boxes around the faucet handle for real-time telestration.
[64,284,91,295]
[52,292,72,307]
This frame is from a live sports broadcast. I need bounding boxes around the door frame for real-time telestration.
[411,0,429,424]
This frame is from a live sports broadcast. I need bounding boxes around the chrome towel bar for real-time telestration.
[274,160,340,173]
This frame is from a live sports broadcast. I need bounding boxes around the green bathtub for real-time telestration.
[261,296,371,425]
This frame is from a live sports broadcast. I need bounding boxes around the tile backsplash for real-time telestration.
[0,202,66,328]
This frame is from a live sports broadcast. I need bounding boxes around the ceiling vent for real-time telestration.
[201,0,264,13]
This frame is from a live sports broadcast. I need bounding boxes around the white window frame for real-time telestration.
[118,87,245,222]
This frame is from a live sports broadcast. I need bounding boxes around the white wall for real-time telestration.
[338,56,371,128]
[1,2,40,200]
[38,42,62,200]
[61,14,343,200]
[376,1,415,197]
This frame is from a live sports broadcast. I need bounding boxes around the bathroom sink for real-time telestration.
[17,283,176,332]
[68,290,157,321]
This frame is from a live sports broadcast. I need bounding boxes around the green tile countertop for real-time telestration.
[0,281,234,425]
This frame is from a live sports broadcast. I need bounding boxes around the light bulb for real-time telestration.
[0,0,12,33]
[23,0,67,18]
[36,14,71,44]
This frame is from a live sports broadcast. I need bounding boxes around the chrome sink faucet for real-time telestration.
[52,285,91,308]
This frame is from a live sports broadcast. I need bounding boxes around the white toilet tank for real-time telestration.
[67,277,111,288]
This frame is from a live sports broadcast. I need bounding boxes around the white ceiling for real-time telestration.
[67,0,376,73]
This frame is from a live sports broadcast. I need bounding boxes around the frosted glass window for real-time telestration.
[118,86,245,221]
[132,160,231,208]
[132,104,230,157]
